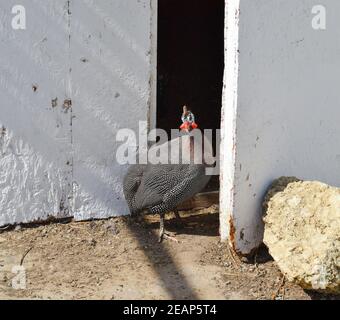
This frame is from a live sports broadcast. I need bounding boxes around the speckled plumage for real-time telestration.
[123,163,211,216]
[123,107,212,241]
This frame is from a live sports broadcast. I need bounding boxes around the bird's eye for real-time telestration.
[181,111,195,123]
[187,112,195,123]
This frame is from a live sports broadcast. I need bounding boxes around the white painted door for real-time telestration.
[0,0,157,226]
[220,0,340,255]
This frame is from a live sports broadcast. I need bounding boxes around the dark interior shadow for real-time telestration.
[305,291,340,300]
[250,244,274,264]
[157,0,224,194]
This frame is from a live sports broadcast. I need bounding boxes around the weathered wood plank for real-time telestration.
[177,191,219,211]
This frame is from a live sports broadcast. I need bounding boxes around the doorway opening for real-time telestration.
[156,0,224,192]
[156,0,224,191]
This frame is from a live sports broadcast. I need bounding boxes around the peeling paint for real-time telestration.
[0,126,6,137]
[229,215,236,251]
[240,228,244,240]
[51,97,58,108]
[62,99,72,113]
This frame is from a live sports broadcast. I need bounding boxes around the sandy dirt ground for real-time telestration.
[0,206,338,300]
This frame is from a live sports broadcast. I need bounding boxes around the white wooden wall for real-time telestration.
[221,0,340,255]
[0,0,157,226]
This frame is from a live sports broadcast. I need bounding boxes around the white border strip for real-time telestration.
[220,0,240,242]
[148,0,158,131]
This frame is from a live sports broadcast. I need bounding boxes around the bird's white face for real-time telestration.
[180,110,198,133]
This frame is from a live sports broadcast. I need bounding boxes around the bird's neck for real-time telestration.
[189,135,194,162]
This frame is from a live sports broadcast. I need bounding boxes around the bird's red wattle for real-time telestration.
[180,122,198,130]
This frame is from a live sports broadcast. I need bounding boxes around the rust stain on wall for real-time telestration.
[0,126,6,137]
[51,97,58,108]
[63,99,72,113]
[229,215,237,252]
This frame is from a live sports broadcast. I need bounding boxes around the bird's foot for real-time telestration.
[159,213,180,243]
[163,232,180,243]
[158,230,179,243]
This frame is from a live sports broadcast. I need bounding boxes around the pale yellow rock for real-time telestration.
[263,177,340,293]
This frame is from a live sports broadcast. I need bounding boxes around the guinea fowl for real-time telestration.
[123,106,212,242]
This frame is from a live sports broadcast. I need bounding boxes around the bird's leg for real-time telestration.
[158,213,179,243]
[159,213,165,243]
